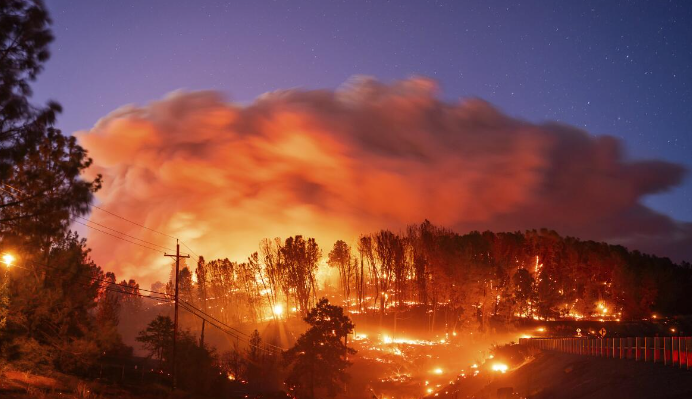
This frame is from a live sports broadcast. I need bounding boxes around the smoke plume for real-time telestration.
[77,77,691,285]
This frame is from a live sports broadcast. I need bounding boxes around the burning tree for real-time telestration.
[357,235,376,312]
[260,238,284,315]
[237,254,265,321]
[327,240,354,308]
[281,235,320,316]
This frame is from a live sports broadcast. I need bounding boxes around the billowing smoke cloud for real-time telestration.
[77,77,691,285]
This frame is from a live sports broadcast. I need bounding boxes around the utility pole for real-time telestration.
[198,256,207,348]
[164,239,189,390]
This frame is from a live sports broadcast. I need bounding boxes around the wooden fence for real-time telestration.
[519,337,691,370]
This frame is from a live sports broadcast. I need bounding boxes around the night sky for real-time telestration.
[33,0,691,221]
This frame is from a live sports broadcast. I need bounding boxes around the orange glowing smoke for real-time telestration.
[76,77,690,285]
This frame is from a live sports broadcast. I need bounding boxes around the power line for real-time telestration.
[88,206,203,265]
[89,205,206,264]
[178,303,275,354]
[82,271,283,352]
[76,216,175,252]
[84,275,170,298]
[91,205,177,240]
[8,184,278,351]
[177,301,280,354]
[38,262,171,299]
[42,260,282,354]
[3,184,206,266]
[180,299,257,340]
[82,279,281,354]
[5,186,259,351]
[41,261,279,350]
[179,299,285,351]
[180,241,200,261]
[91,283,171,303]
[73,220,164,254]
[2,183,175,249]
[74,276,170,302]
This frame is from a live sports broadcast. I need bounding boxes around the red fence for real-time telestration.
[519,337,692,370]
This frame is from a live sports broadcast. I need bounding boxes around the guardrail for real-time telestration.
[519,337,691,370]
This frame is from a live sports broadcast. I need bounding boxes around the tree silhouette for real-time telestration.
[136,315,174,364]
[260,238,284,316]
[0,0,98,256]
[512,268,534,317]
[327,240,353,306]
[281,235,320,315]
[0,6,104,370]
[244,329,264,384]
[283,298,355,399]
[136,315,219,393]
[0,0,60,178]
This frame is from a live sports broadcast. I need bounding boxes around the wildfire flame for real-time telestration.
[272,304,284,317]
[491,363,508,373]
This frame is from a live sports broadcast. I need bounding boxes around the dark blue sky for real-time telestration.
[34,0,691,221]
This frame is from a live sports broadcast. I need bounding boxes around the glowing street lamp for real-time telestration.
[2,253,14,268]
[1,252,12,332]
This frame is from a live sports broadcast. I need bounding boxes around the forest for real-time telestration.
[170,222,692,333]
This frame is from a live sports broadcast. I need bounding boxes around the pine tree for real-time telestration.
[136,315,174,364]
[283,298,355,399]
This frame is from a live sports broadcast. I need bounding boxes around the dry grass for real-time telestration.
[75,381,103,399]
[2,370,62,389]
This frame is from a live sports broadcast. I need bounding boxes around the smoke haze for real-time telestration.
[76,77,691,285]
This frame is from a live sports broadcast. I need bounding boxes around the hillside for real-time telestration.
[472,352,692,399]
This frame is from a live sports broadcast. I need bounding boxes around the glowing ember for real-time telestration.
[380,334,436,345]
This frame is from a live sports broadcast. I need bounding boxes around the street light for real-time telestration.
[1,253,14,268]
